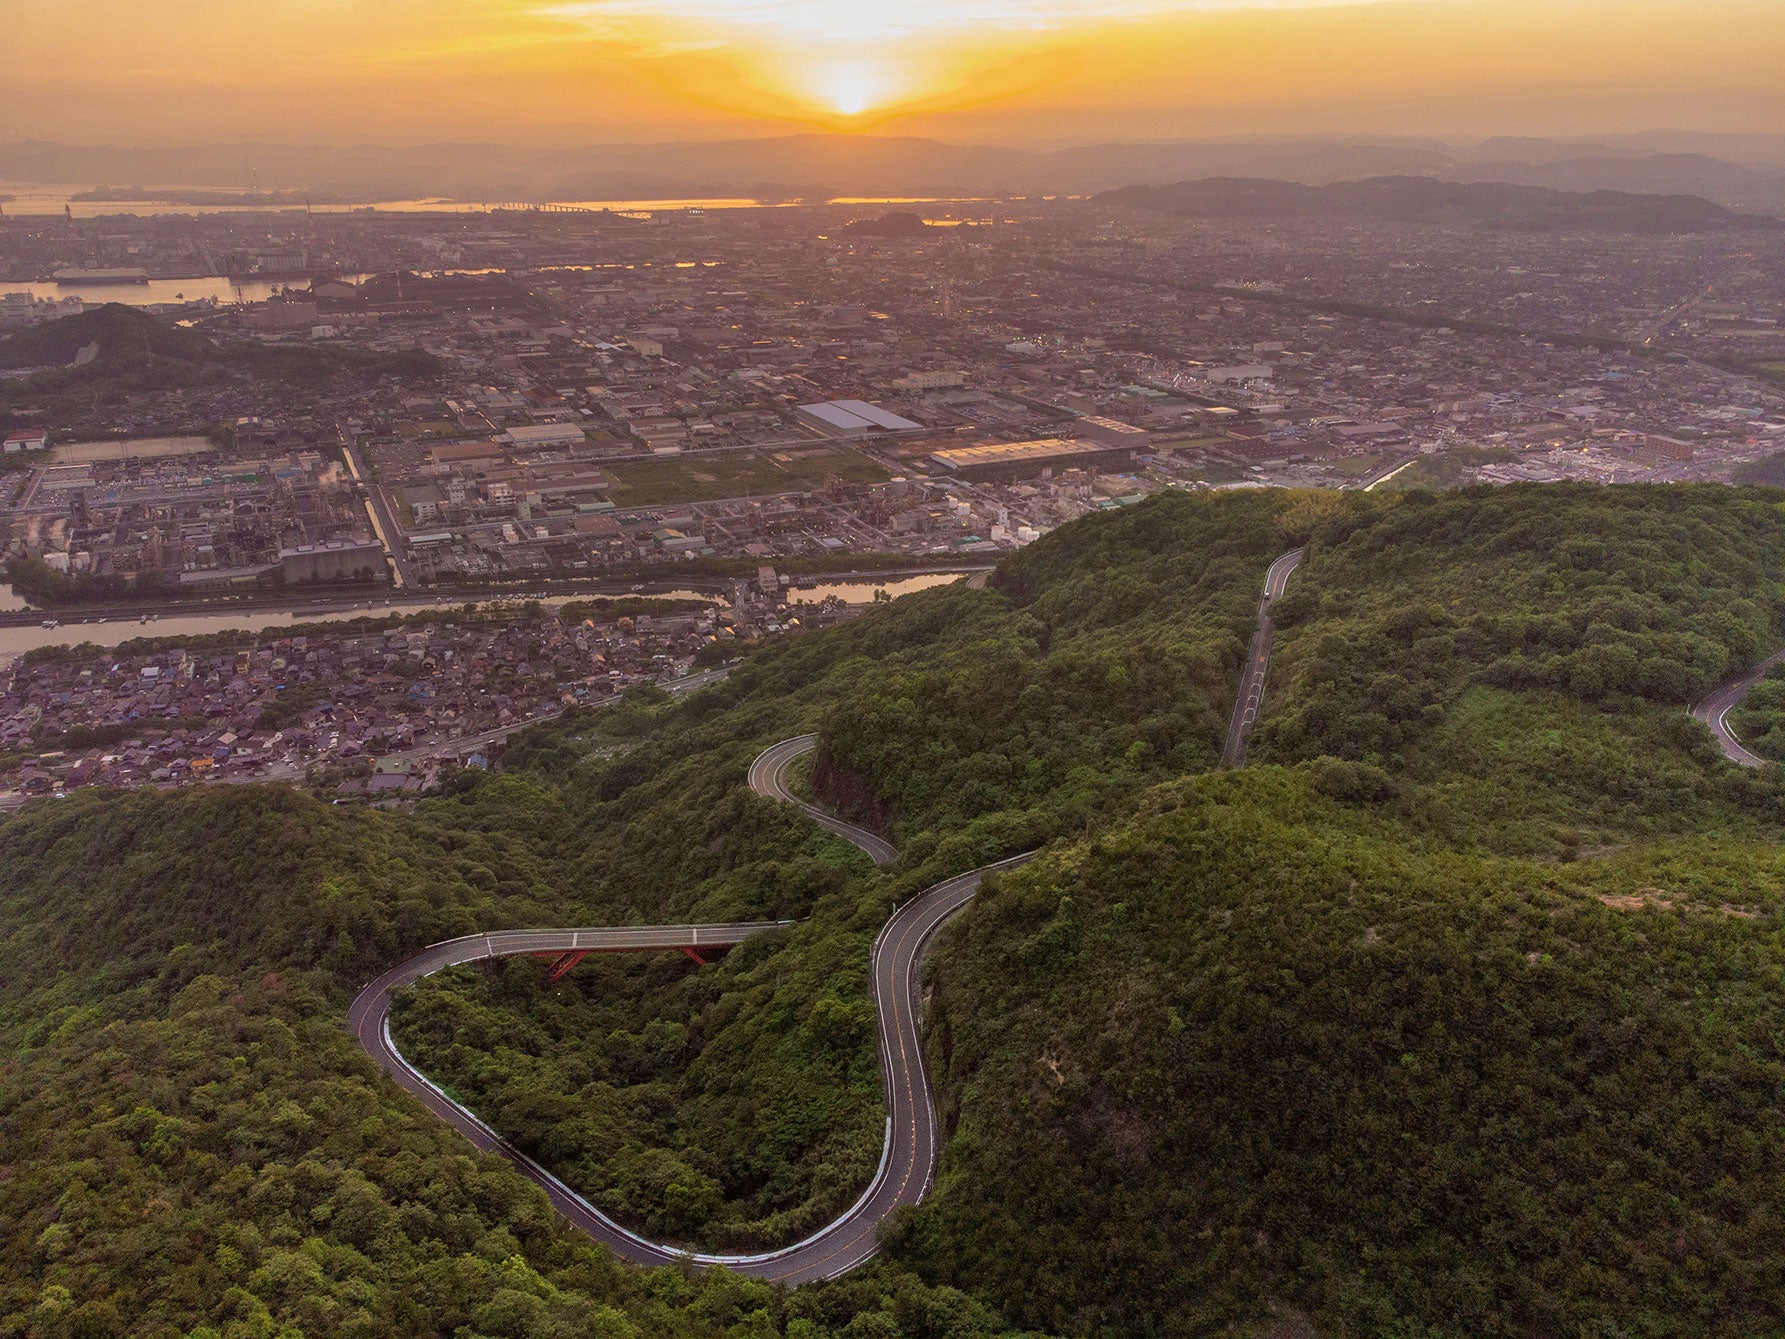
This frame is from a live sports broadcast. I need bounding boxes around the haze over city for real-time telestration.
[11,3,1785,1339]
[12,0,1785,145]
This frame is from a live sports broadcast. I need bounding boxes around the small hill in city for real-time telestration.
[842,209,933,238]
[0,302,217,373]
[0,304,442,405]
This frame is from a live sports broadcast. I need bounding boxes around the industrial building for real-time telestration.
[501,423,589,448]
[1076,415,1152,448]
[795,400,924,438]
[280,539,388,585]
[929,437,1135,480]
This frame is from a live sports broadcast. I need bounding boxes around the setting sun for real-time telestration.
[801,58,905,119]
[7,0,1785,143]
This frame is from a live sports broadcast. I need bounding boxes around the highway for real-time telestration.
[1221,548,1304,767]
[349,734,1034,1282]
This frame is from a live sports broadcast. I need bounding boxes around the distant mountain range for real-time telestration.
[5,132,1785,212]
[1096,176,1778,233]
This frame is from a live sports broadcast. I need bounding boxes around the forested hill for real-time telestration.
[0,304,216,372]
[0,306,442,424]
[1096,175,1777,232]
[9,484,1785,1337]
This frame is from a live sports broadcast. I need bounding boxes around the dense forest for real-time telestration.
[1727,661,1785,761]
[7,484,1785,1337]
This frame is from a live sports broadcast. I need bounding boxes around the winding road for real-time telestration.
[1692,649,1785,768]
[748,734,900,866]
[352,545,1782,1284]
[350,735,1032,1282]
[1227,545,1782,773]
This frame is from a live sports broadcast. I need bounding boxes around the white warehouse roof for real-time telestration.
[796,399,922,435]
[503,423,588,444]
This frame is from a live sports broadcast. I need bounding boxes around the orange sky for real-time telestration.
[10,0,1785,145]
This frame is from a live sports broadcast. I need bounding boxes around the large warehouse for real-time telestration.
[795,400,923,438]
[280,540,388,585]
[929,437,1136,479]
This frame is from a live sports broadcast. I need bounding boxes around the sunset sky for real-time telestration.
[12,0,1785,146]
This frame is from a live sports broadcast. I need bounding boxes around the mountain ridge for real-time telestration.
[1094,174,1779,232]
[6,132,1785,210]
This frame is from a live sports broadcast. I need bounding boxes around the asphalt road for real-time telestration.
[748,733,900,866]
[348,734,1034,1282]
[1691,649,1785,768]
[1221,548,1304,767]
[346,923,793,1272]
[1217,545,1781,775]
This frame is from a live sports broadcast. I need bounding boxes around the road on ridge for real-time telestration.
[1221,548,1304,767]
[1220,545,1781,776]
[349,735,1032,1282]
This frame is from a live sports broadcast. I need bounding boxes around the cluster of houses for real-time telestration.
[0,606,724,801]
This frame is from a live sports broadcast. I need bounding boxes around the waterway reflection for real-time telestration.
[0,590,719,664]
[785,573,968,604]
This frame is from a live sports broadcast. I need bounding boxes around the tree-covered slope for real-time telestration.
[1257,483,1785,768]
[386,489,1292,1254]
[0,785,1034,1337]
[9,484,1785,1339]
[903,770,1785,1336]
[1728,661,1785,761]
[0,304,216,372]
[811,487,1294,839]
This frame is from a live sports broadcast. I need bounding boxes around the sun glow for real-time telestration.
[22,0,1782,147]
[539,0,1189,120]
[804,58,903,117]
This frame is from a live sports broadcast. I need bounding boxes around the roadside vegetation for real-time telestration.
[8,484,1785,1337]
[1727,662,1785,761]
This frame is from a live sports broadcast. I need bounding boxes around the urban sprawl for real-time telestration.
[1,194,1783,802]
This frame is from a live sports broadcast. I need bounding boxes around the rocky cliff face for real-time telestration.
[812,748,893,831]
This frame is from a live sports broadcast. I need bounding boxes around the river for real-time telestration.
[0,183,998,221]
[0,573,979,663]
[2,275,366,307]
[6,268,697,308]
[785,573,969,604]
[0,590,715,665]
